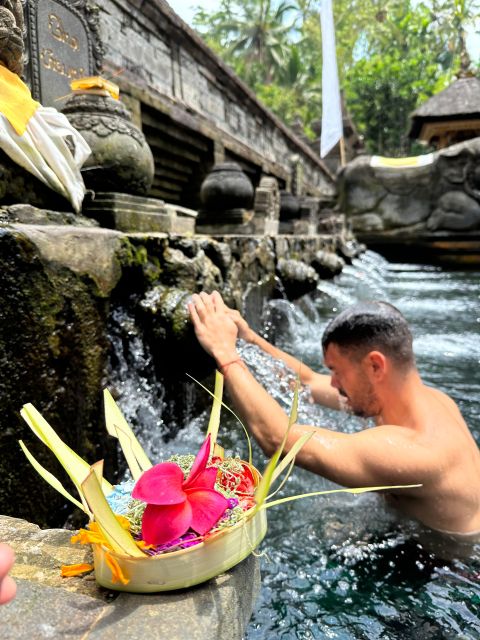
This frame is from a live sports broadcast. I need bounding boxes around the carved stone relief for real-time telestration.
[339,137,480,234]
[0,0,25,74]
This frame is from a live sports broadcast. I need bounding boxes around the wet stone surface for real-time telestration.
[0,515,260,640]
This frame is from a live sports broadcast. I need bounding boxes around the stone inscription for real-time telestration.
[27,0,93,106]
[48,13,80,51]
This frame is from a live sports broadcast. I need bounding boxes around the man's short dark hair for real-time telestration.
[321,301,415,369]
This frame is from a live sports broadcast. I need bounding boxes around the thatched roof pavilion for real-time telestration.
[409,75,480,148]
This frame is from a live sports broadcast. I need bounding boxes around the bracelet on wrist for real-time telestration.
[218,357,247,378]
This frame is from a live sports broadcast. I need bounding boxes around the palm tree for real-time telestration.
[194,0,299,84]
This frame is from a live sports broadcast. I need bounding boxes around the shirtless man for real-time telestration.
[189,291,480,537]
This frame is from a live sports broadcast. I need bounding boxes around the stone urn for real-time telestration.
[279,190,300,221]
[62,93,154,196]
[199,162,254,222]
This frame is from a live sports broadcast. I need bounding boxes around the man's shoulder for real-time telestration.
[362,423,415,436]
[356,423,419,448]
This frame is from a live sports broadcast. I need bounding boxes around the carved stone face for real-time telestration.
[0,1,25,75]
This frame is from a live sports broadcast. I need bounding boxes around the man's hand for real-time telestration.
[188,291,239,363]
[225,308,254,342]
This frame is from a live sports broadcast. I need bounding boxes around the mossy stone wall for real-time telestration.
[0,217,356,526]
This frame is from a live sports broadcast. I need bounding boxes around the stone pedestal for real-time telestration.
[194,218,254,235]
[253,176,280,236]
[294,196,320,236]
[252,217,279,235]
[82,192,196,234]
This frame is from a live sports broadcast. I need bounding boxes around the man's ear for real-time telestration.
[364,351,387,380]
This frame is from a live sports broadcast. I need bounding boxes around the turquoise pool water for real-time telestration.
[244,252,480,639]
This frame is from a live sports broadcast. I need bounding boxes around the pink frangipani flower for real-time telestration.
[132,435,229,545]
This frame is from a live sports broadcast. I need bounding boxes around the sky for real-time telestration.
[168,0,479,60]
[168,0,217,25]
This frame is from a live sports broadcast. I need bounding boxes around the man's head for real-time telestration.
[321,302,415,417]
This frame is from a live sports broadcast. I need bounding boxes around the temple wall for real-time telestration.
[96,0,335,202]
[0,212,355,526]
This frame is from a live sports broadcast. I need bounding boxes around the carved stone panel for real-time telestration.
[24,0,103,106]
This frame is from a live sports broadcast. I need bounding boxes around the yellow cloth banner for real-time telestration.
[0,65,40,136]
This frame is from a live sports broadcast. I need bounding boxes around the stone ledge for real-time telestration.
[0,515,260,639]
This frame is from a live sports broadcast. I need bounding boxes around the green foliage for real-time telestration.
[343,3,458,154]
[192,0,480,155]
[193,0,299,84]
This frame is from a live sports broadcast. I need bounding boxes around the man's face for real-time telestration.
[323,343,380,418]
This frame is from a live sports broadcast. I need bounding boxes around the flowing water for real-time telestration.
[108,252,480,639]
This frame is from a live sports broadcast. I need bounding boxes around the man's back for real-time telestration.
[382,386,480,534]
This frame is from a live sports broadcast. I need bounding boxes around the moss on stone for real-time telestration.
[0,229,117,527]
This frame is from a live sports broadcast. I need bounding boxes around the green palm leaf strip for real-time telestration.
[81,467,145,557]
[103,390,152,481]
[206,370,224,455]
[257,484,423,511]
[253,378,300,511]
[19,440,88,515]
[270,431,314,485]
[266,431,315,499]
[267,456,295,501]
[187,372,253,466]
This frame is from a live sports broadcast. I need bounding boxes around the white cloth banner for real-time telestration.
[0,107,91,212]
[320,0,343,158]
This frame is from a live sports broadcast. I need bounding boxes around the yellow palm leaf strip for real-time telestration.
[206,370,224,455]
[20,403,113,496]
[213,443,225,460]
[104,552,129,585]
[19,440,89,515]
[103,389,152,479]
[187,373,253,465]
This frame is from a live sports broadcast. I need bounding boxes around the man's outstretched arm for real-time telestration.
[188,292,430,490]
[224,300,340,410]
